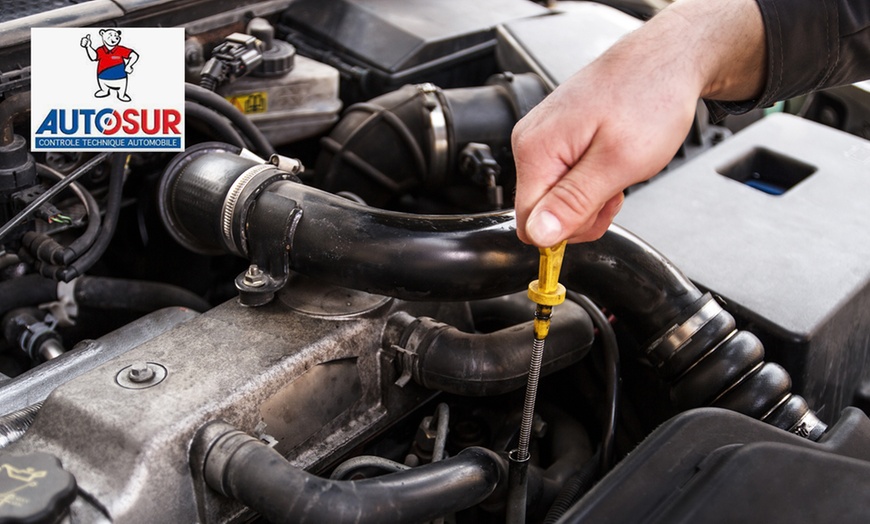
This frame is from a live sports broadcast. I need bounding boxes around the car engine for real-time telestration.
[3,1,870,522]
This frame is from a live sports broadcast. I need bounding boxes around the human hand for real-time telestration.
[512,0,767,247]
[125,65,134,75]
[80,34,91,48]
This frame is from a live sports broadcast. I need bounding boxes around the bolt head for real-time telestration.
[243,265,267,288]
[128,362,156,383]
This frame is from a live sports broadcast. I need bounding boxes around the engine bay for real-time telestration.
[3,1,870,522]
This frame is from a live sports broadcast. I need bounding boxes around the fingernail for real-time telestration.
[527,210,562,246]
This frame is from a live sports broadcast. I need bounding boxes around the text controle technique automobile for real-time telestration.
[3,1,870,523]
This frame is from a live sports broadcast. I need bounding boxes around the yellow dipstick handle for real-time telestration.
[527,240,567,339]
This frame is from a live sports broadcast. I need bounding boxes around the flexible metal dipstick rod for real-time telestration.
[507,240,568,524]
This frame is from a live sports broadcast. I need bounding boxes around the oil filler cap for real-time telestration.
[0,452,76,523]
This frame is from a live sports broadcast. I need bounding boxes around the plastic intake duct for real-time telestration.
[314,73,548,208]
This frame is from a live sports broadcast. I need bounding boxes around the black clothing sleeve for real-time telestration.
[708,0,870,117]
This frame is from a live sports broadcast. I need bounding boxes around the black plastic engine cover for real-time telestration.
[617,113,870,421]
[279,0,548,102]
[561,407,870,523]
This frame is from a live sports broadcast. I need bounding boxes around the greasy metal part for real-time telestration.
[431,403,449,463]
[2,309,65,362]
[4,284,453,522]
[0,307,197,417]
[38,339,64,361]
[0,402,42,449]
[116,362,167,389]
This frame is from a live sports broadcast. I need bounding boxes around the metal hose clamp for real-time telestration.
[417,83,449,184]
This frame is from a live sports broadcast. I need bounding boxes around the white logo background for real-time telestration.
[31,27,185,151]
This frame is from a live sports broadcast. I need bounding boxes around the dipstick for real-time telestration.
[507,240,568,524]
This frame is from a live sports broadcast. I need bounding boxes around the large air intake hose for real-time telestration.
[315,73,548,207]
[160,151,825,439]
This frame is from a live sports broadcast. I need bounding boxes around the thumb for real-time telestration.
[524,159,620,246]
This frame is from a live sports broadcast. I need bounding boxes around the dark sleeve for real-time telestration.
[708,0,870,116]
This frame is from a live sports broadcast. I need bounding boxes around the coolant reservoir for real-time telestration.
[217,18,342,146]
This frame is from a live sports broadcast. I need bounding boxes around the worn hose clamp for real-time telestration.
[220,164,291,257]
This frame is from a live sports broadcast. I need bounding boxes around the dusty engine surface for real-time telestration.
[3,1,870,523]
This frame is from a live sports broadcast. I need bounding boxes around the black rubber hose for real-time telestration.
[185,102,247,149]
[184,83,275,157]
[273,182,701,340]
[0,91,30,146]
[569,292,620,473]
[385,300,594,396]
[542,450,600,524]
[205,427,502,524]
[0,275,57,316]
[0,273,209,316]
[162,153,700,337]
[646,294,826,440]
[57,153,126,281]
[74,276,210,312]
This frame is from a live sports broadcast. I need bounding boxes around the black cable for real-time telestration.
[57,153,126,281]
[0,153,109,244]
[185,102,247,149]
[568,291,620,474]
[184,83,275,158]
[32,163,102,265]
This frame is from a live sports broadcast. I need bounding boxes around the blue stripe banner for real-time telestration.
[34,136,181,149]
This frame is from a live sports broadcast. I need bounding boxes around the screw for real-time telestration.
[243,265,267,288]
[128,362,155,383]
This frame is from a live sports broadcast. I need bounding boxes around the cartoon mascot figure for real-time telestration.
[80,29,139,102]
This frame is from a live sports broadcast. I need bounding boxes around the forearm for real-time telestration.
[643,0,767,102]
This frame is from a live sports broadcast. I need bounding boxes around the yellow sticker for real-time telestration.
[226,92,268,115]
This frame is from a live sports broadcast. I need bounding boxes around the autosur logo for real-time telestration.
[31,27,185,151]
